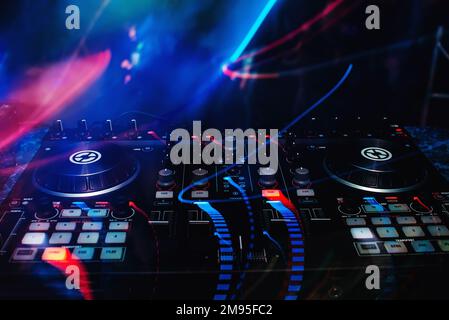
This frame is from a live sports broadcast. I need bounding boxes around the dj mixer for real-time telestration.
[1,117,449,300]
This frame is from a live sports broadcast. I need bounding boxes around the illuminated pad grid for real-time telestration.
[347,212,449,256]
[10,219,129,263]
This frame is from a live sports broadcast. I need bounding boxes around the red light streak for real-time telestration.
[222,0,356,80]
[413,196,431,212]
[1,51,111,152]
[42,248,94,300]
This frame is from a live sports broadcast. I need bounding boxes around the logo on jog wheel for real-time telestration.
[361,147,392,161]
[69,150,102,165]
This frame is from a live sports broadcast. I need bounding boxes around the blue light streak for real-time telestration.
[178,64,353,205]
[229,0,278,62]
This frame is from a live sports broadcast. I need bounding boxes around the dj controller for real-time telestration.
[1,117,449,300]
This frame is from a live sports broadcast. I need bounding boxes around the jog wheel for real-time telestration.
[324,138,427,193]
[33,143,139,197]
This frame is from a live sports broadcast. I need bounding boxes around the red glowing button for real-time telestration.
[42,247,69,261]
[262,189,280,198]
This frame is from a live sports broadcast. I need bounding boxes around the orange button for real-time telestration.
[262,189,280,198]
[42,247,68,261]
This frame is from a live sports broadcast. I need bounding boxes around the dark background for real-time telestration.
[0,0,448,131]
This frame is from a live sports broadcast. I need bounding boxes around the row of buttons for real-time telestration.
[29,221,129,231]
[60,208,109,218]
[363,203,411,213]
[356,239,449,255]
[22,231,127,245]
[351,225,449,239]
[12,246,125,261]
[346,215,441,226]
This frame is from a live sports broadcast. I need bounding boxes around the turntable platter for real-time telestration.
[33,143,139,197]
[324,138,427,193]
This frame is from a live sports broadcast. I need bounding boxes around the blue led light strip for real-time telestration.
[267,201,304,300]
[364,197,384,212]
[229,0,278,62]
[224,176,255,299]
[195,201,234,301]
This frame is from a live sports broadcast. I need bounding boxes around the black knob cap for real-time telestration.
[258,167,277,187]
[111,205,135,220]
[34,200,59,220]
[128,119,139,139]
[338,198,361,215]
[293,167,310,187]
[410,196,432,213]
[157,168,175,188]
[78,119,88,132]
[192,168,209,187]
[104,119,114,137]
[50,120,65,138]
[54,120,64,132]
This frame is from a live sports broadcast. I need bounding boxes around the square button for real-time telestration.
[109,222,129,230]
[42,247,68,261]
[87,209,108,218]
[100,247,124,260]
[296,189,315,197]
[29,222,50,231]
[402,226,425,238]
[355,242,380,255]
[363,204,385,213]
[346,218,366,226]
[396,216,417,225]
[411,240,435,253]
[191,191,209,199]
[12,248,38,261]
[350,228,374,239]
[427,225,449,237]
[77,232,99,244]
[388,204,410,212]
[72,247,95,260]
[61,209,82,217]
[421,216,442,224]
[437,240,449,252]
[49,232,72,245]
[105,232,127,244]
[371,217,391,225]
[82,222,103,231]
[155,191,173,199]
[22,233,46,245]
[376,227,399,238]
[55,222,76,231]
[384,241,408,254]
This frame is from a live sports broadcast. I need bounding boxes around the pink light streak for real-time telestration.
[0,50,111,152]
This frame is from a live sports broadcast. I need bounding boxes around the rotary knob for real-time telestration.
[338,198,361,216]
[34,200,59,220]
[111,205,135,220]
[410,196,433,213]
[192,168,209,188]
[258,167,277,188]
[293,167,311,187]
[157,168,175,189]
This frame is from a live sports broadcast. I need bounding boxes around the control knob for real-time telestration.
[410,196,433,213]
[258,167,277,188]
[338,198,361,216]
[192,168,209,188]
[293,167,311,187]
[111,203,135,220]
[157,168,176,189]
[34,200,59,220]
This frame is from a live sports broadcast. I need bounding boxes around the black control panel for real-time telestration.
[1,118,449,299]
